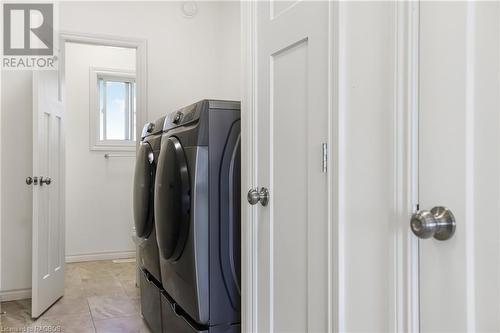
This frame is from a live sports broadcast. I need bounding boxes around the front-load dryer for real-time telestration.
[154,100,241,333]
[133,116,166,333]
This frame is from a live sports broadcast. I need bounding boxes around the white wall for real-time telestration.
[65,43,136,259]
[1,71,33,296]
[60,1,241,121]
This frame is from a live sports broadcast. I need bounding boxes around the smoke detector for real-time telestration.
[182,1,198,18]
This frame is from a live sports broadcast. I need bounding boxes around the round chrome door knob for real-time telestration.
[410,206,456,240]
[26,176,38,185]
[40,176,51,186]
[247,187,269,207]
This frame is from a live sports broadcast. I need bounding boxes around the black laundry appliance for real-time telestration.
[133,116,166,333]
[154,100,241,333]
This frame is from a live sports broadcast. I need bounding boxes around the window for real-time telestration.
[90,68,136,151]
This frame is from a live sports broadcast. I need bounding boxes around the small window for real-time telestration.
[90,68,136,151]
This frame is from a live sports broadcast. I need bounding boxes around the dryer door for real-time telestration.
[133,141,155,238]
[155,136,191,261]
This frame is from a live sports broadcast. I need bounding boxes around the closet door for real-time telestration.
[244,1,330,332]
[417,2,500,331]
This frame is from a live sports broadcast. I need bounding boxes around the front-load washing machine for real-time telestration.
[154,100,241,333]
[133,115,166,333]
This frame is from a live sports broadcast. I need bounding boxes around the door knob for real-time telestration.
[26,176,38,185]
[410,206,456,240]
[247,187,269,207]
[39,176,51,186]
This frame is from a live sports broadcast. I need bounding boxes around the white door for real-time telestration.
[244,1,330,332]
[417,2,500,331]
[31,71,65,318]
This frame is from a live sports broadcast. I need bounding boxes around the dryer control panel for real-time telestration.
[163,102,202,132]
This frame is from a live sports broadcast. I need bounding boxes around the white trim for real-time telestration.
[408,2,420,330]
[59,31,148,152]
[394,2,420,332]
[241,2,257,332]
[329,1,342,332]
[498,2,500,324]
[464,3,477,331]
[95,69,136,83]
[0,43,3,298]
[0,289,32,302]
[89,67,137,151]
[65,250,136,263]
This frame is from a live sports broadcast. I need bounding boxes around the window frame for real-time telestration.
[89,67,137,151]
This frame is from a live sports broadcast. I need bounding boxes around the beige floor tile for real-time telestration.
[79,268,113,280]
[94,315,152,333]
[65,283,88,299]
[43,296,90,317]
[29,312,96,333]
[82,278,127,297]
[121,278,140,299]
[0,299,32,329]
[66,275,84,289]
[88,295,139,321]
[111,269,136,282]
[1,260,141,333]
[78,261,117,280]
[1,316,29,330]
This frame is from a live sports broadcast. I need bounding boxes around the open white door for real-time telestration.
[31,71,65,318]
[243,1,331,331]
[416,2,500,331]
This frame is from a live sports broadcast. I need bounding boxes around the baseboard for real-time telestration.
[65,250,136,263]
[0,288,31,302]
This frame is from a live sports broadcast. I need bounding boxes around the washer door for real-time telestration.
[133,141,155,238]
[155,136,191,261]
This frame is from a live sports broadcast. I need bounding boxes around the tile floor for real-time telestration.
[0,260,151,333]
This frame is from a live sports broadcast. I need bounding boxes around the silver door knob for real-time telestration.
[410,206,456,240]
[39,176,51,186]
[26,176,38,185]
[247,187,269,207]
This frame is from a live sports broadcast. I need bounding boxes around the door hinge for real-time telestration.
[322,143,328,173]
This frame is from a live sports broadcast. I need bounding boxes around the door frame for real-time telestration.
[240,2,420,332]
[0,51,3,298]
[57,32,147,264]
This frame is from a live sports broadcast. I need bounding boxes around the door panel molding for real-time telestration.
[394,2,420,332]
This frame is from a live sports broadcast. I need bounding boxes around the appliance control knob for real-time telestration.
[173,112,183,124]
